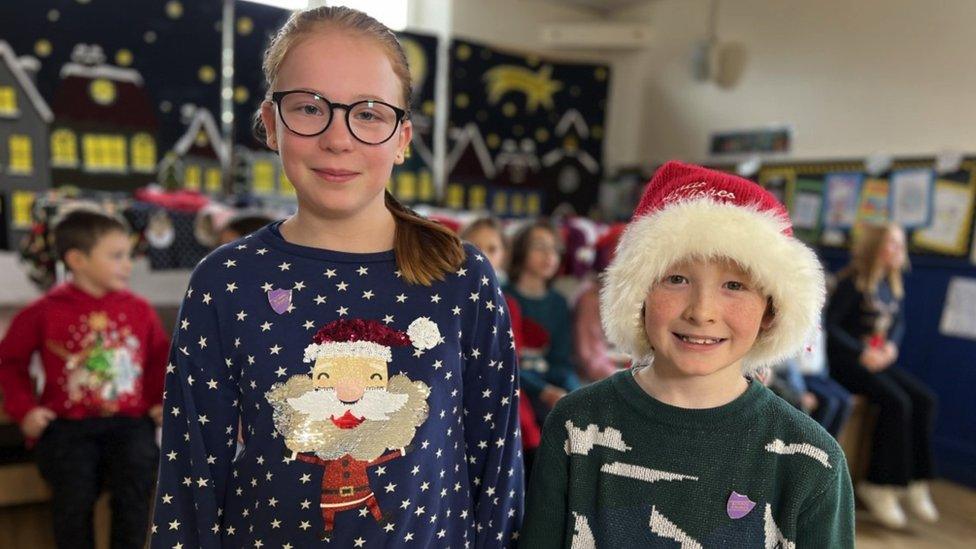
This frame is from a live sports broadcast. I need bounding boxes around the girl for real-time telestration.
[150,7,521,548]
[826,223,938,528]
[506,220,581,419]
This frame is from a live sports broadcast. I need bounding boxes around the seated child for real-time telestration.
[0,208,170,548]
[521,161,854,547]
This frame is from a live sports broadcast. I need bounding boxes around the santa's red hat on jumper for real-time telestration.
[303,317,441,364]
[600,160,825,371]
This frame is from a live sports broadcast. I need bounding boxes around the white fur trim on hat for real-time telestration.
[407,317,441,351]
[303,341,392,363]
[600,198,825,371]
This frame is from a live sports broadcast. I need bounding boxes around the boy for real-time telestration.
[521,162,854,547]
[0,208,170,548]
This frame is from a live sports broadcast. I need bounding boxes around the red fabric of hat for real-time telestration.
[633,161,793,236]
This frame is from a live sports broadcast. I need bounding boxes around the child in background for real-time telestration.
[217,212,277,246]
[506,220,581,419]
[827,223,938,528]
[461,217,542,473]
[573,224,628,382]
[777,325,853,438]
[0,208,169,549]
[522,161,853,547]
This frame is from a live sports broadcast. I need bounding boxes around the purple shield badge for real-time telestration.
[268,289,292,315]
[726,491,756,519]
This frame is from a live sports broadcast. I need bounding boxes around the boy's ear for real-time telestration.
[63,248,87,272]
[760,298,776,331]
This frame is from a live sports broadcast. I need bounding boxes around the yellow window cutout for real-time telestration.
[397,172,417,202]
[511,194,525,216]
[205,168,222,192]
[526,194,541,215]
[446,184,464,209]
[184,165,201,190]
[0,86,17,116]
[418,171,434,201]
[8,135,33,174]
[12,190,35,229]
[468,185,486,210]
[82,134,127,172]
[51,129,78,167]
[252,160,274,194]
[493,192,507,214]
[131,133,157,172]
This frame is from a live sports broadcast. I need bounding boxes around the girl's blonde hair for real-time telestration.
[255,6,463,286]
[840,222,906,298]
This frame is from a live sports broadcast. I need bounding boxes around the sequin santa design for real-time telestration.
[266,317,439,541]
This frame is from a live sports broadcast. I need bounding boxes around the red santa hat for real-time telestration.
[303,317,442,364]
[600,160,825,371]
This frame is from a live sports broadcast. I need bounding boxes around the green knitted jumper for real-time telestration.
[521,370,854,548]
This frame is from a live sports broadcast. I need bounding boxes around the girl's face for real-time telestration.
[521,227,561,281]
[466,226,506,272]
[261,30,412,220]
[642,257,772,381]
[879,226,907,271]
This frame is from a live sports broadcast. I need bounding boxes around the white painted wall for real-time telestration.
[0,252,190,307]
[615,0,976,164]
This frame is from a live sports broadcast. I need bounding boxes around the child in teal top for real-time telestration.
[521,161,854,547]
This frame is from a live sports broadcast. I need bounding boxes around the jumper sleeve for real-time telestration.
[795,452,855,548]
[462,252,524,547]
[0,302,43,423]
[825,277,866,357]
[149,270,240,549]
[520,410,570,549]
[142,302,171,408]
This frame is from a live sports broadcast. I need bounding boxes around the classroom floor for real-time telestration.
[856,480,976,548]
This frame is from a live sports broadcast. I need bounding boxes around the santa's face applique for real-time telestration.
[265,317,436,540]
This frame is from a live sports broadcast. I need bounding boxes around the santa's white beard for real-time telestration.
[267,374,430,461]
[286,387,408,422]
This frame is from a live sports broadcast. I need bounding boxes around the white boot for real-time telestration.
[905,481,939,523]
[858,482,907,529]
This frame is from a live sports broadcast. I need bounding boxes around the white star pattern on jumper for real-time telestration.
[150,243,520,547]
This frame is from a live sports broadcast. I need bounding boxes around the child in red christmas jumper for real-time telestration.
[0,208,170,549]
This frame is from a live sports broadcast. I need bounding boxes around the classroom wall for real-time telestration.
[615,0,976,164]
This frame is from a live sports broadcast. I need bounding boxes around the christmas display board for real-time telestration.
[754,158,976,259]
[446,38,610,217]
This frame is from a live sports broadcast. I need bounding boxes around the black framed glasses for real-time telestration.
[271,90,408,145]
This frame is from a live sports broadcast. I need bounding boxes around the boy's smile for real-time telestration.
[643,257,772,381]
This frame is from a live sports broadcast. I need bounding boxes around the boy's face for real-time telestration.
[69,230,133,294]
[642,257,772,380]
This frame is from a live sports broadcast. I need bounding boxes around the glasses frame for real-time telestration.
[270,90,408,145]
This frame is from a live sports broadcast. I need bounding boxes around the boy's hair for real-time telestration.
[53,208,130,263]
[508,219,562,286]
